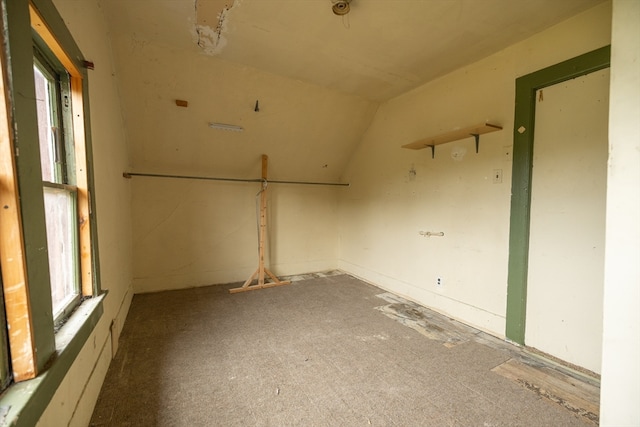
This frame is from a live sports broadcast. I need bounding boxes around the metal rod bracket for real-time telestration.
[471,133,480,153]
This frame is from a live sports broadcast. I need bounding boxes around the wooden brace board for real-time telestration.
[229,155,290,293]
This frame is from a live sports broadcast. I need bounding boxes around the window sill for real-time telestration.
[0,292,106,427]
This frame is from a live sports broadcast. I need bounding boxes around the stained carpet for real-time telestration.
[90,273,598,426]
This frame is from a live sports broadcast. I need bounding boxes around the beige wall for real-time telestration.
[526,69,609,374]
[37,0,133,425]
[132,179,340,293]
[600,0,640,424]
[338,2,612,339]
[108,34,376,292]
[34,0,639,423]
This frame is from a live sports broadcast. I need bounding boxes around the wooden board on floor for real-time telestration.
[492,358,599,424]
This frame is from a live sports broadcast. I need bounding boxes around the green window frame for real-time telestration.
[0,0,105,424]
[33,43,82,325]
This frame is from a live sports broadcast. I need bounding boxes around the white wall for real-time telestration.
[106,35,376,292]
[37,0,134,425]
[600,0,640,424]
[338,2,612,340]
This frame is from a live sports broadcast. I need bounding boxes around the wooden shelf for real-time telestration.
[402,123,502,158]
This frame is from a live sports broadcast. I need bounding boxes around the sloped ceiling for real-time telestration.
[103,0,604,101]
[100,0,604,181]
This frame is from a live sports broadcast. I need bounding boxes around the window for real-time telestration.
[0,1,102,411]
[33,49,81,323]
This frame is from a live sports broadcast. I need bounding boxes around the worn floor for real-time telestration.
[90,273,599,426]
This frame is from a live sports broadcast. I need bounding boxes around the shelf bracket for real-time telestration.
[402,123,502,158]
[471,133,480,153]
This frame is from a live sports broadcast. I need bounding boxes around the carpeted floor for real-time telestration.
[90,273,598,426]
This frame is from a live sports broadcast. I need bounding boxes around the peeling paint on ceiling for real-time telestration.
[193,0,239,55]
[104,0,606,101]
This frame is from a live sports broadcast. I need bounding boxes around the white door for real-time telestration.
[526,69,609,374]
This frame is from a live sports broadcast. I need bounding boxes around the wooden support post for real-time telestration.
[229,155,291,293]
[0,42,38,380]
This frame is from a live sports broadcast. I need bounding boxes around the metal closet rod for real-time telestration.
[122,172,350,187]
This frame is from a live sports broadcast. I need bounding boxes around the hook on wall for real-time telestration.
[254,100,259,112]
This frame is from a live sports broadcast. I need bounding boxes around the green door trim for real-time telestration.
[505,45,611,344]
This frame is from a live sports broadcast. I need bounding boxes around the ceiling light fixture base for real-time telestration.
[331,0,351,16]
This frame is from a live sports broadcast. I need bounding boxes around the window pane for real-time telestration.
[33,64,58,183]
[43,186,79,319]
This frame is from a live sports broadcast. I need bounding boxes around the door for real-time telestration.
[525,69,609,374]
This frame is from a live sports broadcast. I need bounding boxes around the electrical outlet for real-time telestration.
[436,277,443,288]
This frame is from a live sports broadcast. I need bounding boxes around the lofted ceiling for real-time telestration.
[96,0,606,182]
[103,0,604,101]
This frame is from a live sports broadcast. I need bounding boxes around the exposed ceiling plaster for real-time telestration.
[103,0,604,101]
[194,0,238,54]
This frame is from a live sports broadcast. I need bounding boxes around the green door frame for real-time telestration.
[505,45,611,344]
